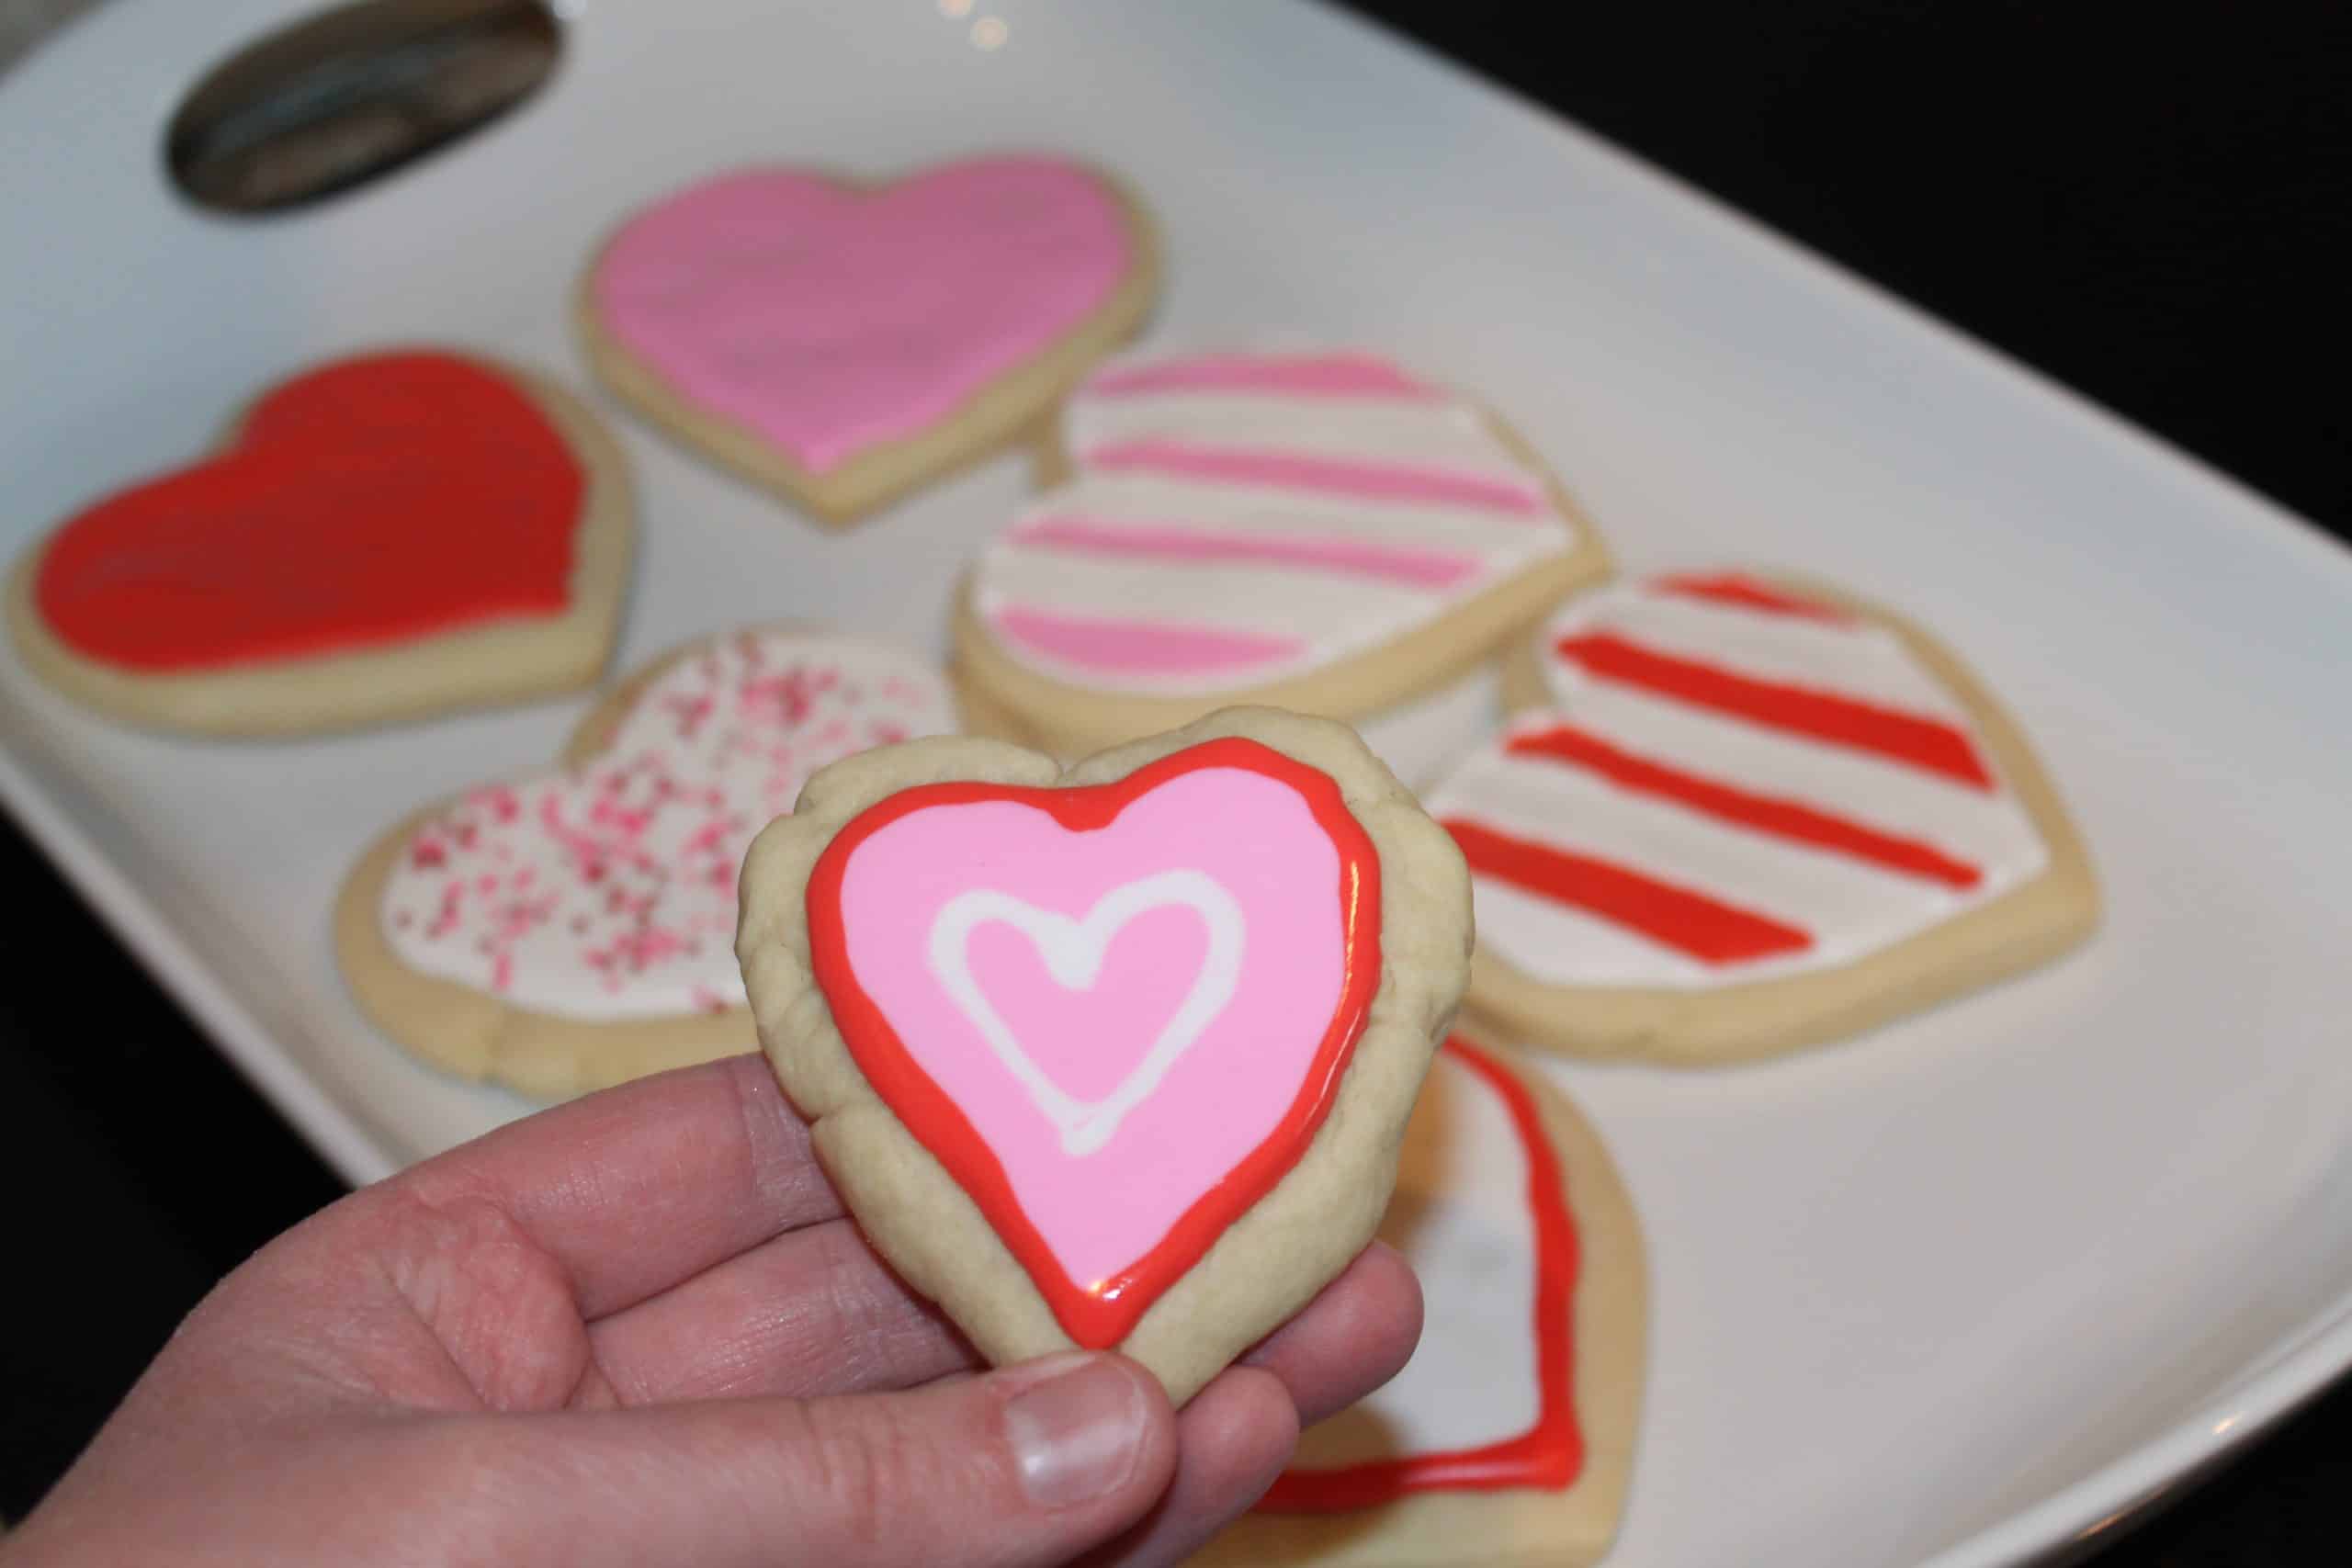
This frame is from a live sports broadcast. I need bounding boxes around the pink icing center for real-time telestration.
[834,771,1345,1289]
[590,157,1134,473]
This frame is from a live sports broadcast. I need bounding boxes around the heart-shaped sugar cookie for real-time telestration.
[953,345,1612,756]
[737,707,1471,1401]
[1428,571,2098,1062]
[335,627,957,1100]
[6,350,635,738]
[7,350,633,735]
[1201,1032,1646,1568]
[579,156,1159,525]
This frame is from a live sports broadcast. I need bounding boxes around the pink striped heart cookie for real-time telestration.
[577,155,1159,525]
[1430,571,2098,1063]
[952,346,1611,754]
[334,627,958,1099]
[1198,1031,1646,1568]
[733,706,1470,1402]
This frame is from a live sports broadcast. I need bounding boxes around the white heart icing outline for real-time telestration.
[926,869,1246,1157]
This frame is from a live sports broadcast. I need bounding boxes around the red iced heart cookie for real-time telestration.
[738,709,1471,1402]
[10,349,634,735]
[806,736,1383,1347]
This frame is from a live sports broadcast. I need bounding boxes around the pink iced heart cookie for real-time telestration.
[735,707,1471,1402]
[334,627,958,1100]
[578,155,1159,525]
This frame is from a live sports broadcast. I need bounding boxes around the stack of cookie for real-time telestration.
[6,148,2103,1568]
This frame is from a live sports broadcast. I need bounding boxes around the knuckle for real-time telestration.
[786,1401,929,1550]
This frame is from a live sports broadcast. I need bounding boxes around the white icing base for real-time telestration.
[1293,1048,1542,1466]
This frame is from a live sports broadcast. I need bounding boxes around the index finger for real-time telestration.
[388,1053,840,1319]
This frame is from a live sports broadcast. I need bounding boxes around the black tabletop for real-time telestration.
[4,2,2348,1559]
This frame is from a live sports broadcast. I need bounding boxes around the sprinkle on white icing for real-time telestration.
[379,631,955,1020]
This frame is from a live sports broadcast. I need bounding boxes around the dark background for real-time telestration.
[5,0,2349,1559]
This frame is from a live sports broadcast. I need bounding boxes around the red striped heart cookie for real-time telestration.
[953,346,1611,754]
[1430,571,2098,1063]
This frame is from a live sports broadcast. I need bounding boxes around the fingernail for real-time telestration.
[1001,1352,1149,1506]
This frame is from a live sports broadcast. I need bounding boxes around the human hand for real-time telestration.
[5,1055,1419,1567]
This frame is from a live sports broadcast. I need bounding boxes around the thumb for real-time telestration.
[420,1352,1178,1568]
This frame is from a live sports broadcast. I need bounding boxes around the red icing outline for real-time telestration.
[1260,1035,1584,1508]
[33,352,584,671]
[1655,570,1850,622]
[803,737,1382,1348]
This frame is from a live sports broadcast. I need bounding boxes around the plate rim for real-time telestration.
[5,3,2352,1565]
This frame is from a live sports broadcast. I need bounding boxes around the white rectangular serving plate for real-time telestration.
[7,3,2352,1563]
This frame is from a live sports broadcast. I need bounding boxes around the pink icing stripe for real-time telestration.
[1080,438,1546,515]
[1010,514,1482,590]
[989,605,1303,675]
[1082,352,1440,400]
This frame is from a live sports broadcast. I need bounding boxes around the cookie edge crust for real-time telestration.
[1467,570,2101,1065]
[1189,1025,1648,1568]
[949,401,1612,756]
[735,705,1472,1404]
[575,158,1161,527]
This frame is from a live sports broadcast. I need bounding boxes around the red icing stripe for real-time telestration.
[1505,724,1984,889]
[1653,571,1848,622]
[1082,437,1547,515]
[1259,1035,1583,1509]
[1444,818,1813,965]
[1554,631,1996,790]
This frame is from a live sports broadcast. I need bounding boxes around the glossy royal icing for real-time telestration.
[1261,1036,1583,1508]
[35,353,583,671]
[587,157,1136,474]
[971,348,1581,694]
[1426,575,2049,988]
[805,739,1382,1348]
[379,632,955,1019]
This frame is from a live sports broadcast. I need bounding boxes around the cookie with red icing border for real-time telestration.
[1428,570,2098,1063]
[577,154,1159,525]
[1196,1029,1646,1567]
[335,627,958,1100]
[952,344,1611,756]
[733,706,1471,1403]
[6,349,633,736]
